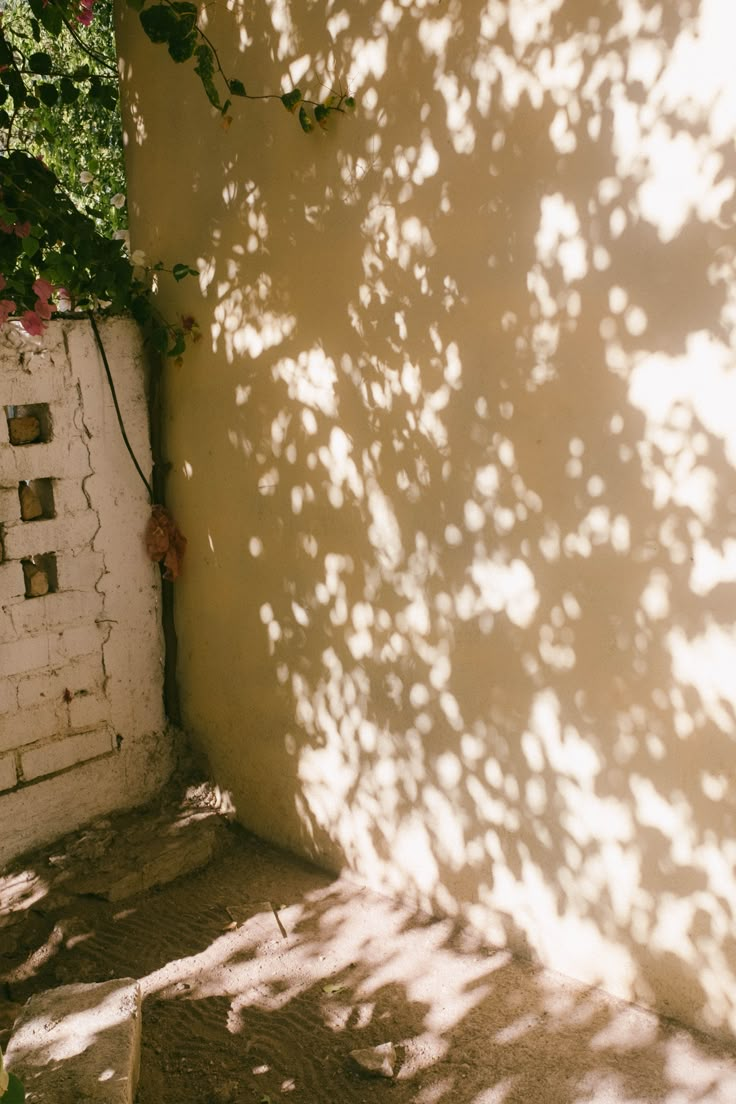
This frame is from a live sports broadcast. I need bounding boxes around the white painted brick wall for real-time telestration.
[49,623,105,664]
[0,319,175,864]
[21,726,113,782]
[17,654,105,711]
[0,700,61,753]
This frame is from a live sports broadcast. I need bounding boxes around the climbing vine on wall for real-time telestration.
[132,0,355,131]
[0,0,355,353]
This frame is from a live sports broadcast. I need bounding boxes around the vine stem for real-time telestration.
[87,310,153,503]
[57,10,118,73]
[158,0,347,113]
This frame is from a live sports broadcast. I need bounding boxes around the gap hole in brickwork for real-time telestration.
[22,552,58,599]
[5,403,53,445]
[18,478,55,522]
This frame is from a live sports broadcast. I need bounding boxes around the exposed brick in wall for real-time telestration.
[0,319,175,863]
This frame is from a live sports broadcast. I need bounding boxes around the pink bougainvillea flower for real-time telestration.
[14,221,31,239]
[34,298,57,321]
[20,310,45,336]
[77,0,94,24]
[32,277,55,300]
[0,299,17,325]
[0,219,13,234]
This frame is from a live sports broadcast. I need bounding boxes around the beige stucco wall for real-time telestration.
[118,0,736,1038]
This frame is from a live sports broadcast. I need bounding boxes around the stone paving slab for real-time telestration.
[67,817,219,902]
[5,978,141,1104]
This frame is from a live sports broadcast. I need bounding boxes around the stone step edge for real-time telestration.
[5,978,141,1104]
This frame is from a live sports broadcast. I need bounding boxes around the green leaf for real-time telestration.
[228,78,246,97]
[37,83,58,107]
[298,104,313,133]
[344,95,356,111]
[150,323,169,353]
[193,44,220,108]
[167,330,186,357]
[0,33,12,67]
[0,71,24,113]
[87,78,118,110]
[172,262,192,282]
[59,77,80,104]
[98,85,119,111]
[4,1072,25,1102]
[72,64,91,80]
[131,295,152,325]
[138,6,172,43]
[280,88,301,113]
[168,31,196,62]
[28,51,52,75]
[314,103,329,127]
[139,3,196,45]
[29,0,62,36]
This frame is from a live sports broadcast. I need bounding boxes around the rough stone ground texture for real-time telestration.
[2,783,736,1104]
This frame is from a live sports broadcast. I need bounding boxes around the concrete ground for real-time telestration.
[2,781,736,1104]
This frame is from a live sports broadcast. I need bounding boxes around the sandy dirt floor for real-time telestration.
[2,781,736,1104]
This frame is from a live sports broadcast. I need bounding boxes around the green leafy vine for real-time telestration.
[0,0,356,352]
[132,0,355,129]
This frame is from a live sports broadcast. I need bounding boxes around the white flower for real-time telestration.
[0,1045,9,1096]
[111,193,126,209]
[79,171,94,184]
[113,229,130,245]
[130,249,148,268]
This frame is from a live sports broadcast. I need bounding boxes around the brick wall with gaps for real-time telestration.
[0,319,175,864]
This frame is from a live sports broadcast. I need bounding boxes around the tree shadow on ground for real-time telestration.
[5,811,736,1102]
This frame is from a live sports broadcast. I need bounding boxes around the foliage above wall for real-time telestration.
[0,0,354,356]
[0,0,194,354]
